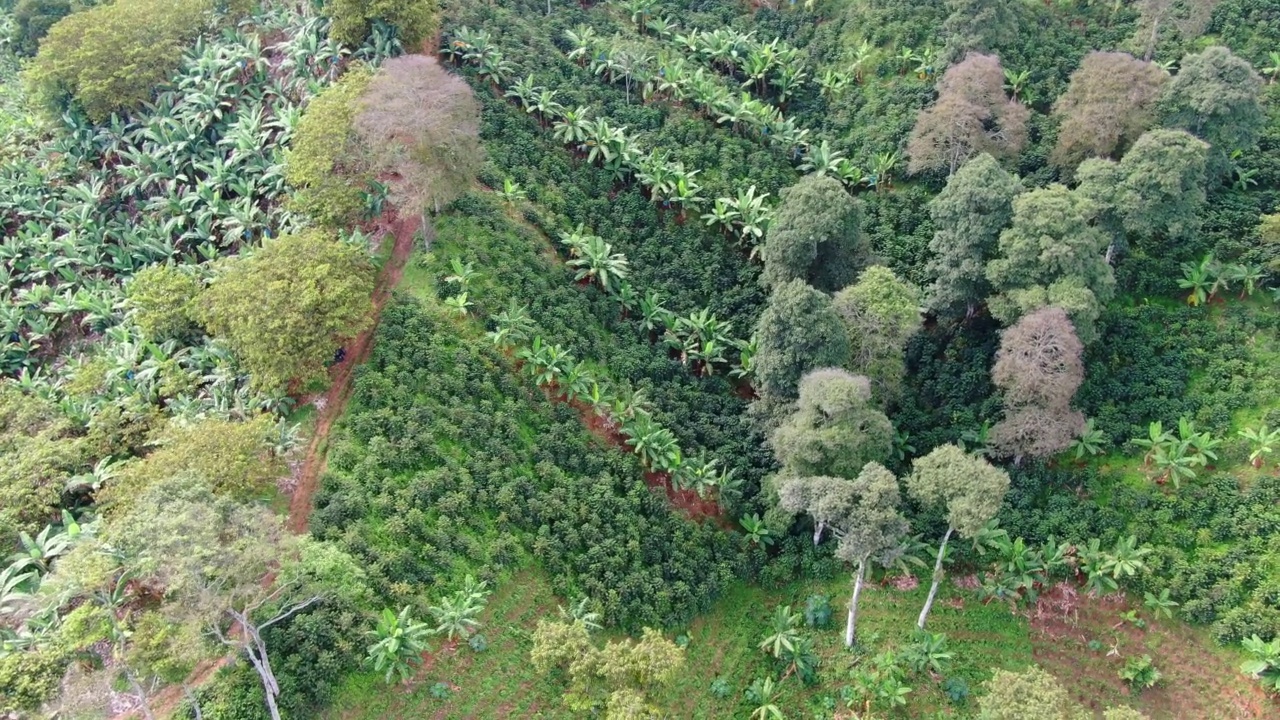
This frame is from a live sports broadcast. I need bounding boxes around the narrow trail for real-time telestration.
[287,210,422,534]
[134,213,422,720]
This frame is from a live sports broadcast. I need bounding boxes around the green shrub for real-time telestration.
[327,0,438,50]
[283,66,375,229]
[0,649,67,714]
[127,264,201,340]
[11,0,72,56]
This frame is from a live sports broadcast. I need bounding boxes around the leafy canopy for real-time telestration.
[907,444,1009,537]
[198,230,375,392]
[753,280,850,400]
[24,0,242,121]
[926,153,1022,319]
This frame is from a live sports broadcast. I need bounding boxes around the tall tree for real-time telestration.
[770,369,895,480]
[761,175,866,292]
[1075,129,1208,276]
[1050,52,1168,173]
[753,280,850,401]
[907,53,1030,176]
[925,154,1022,320]
[906,444,1009,628]
[986,185,1115,342]
[198,231,375,392]
[70,475,369,720]
[832,266,922,400]
[988,307,1086,464]
[1114,129,1209,244]
[1159,46,1264,179]
[777,463,908,646]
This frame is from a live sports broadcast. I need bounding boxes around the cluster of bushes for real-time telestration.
[312,298,749,630]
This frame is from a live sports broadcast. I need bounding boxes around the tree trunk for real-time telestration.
[123,665,155,720]
[813,520,826,546]
[917,526,954,629]
[845,559,867,647]
[1144,18,1160,61]
[183,685,204,720]
[1105,240,1117,266]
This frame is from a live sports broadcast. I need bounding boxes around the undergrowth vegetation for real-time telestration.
[1,0,1279,716]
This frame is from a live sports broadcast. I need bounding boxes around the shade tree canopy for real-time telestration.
[770,369,895,480]
[1158,46,1264,178]
[986,184,1115,342]
[988,307,1087,463]
[1050,52,1168,173]
[777,463,908,646]
[760,174,867,292]
[832,266,922,400]
[907,444,1010,628]
[753,280,850,401]
[907,53,1030,176]
[925,154,1023,320]
[197,230,375,393]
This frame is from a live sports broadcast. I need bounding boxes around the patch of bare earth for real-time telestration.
[1029,583,1275,718]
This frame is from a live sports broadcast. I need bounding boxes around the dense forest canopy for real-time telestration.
[0,0,1278,717]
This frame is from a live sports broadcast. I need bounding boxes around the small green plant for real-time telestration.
[498,177,527,203]
[468,633,488,652]
[942,676,970,705]
[429,681,452,699]
[1118,609,1147,629]
[1241,634,1280,692]
[740,513,775,546]
[709,676,732,699]
[745,676,783,719]
[675,632,691,649]
[804,594,832,629]
[759,604,802,659]
[1142,589,1179,620]
[904,630,953,675]
[365,606,433,685]
[1118,654,1161,690]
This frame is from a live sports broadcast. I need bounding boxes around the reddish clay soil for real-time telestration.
[286,210,421,533]
[1029,583,1276,719]
[565,398,728,525]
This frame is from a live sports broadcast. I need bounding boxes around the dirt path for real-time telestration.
[135,213,422,720]
[287,211,422,534]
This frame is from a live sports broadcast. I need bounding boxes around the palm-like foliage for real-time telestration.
[1178,254,1214,306]
[568,235,630,293]
[758,604,802,659]
[1239,423,1280,468]
[366,606,433,685]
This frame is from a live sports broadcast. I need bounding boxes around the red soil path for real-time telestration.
[286,210,421,533]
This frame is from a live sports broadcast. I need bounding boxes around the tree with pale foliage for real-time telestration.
[770,369,894,480]
[1050,52,1168,173]
[753,280,850,401]
[198,231,375,392]
[977,666,1087,719]
[55,475,369,720]
[1159,46,1264,179]
[761,174,867,292]
[988,307,1087,465]
[907,53,1030,176]
[531,619,683,717]
[926,154,1022,320]
[906,444,1009,629]
[833,266,921,401]
[777,463,908,647]
[986,185,1114,343]
[976,665,1150,719]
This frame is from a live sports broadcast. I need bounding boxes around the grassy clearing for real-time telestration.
[325,563,1269,719]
